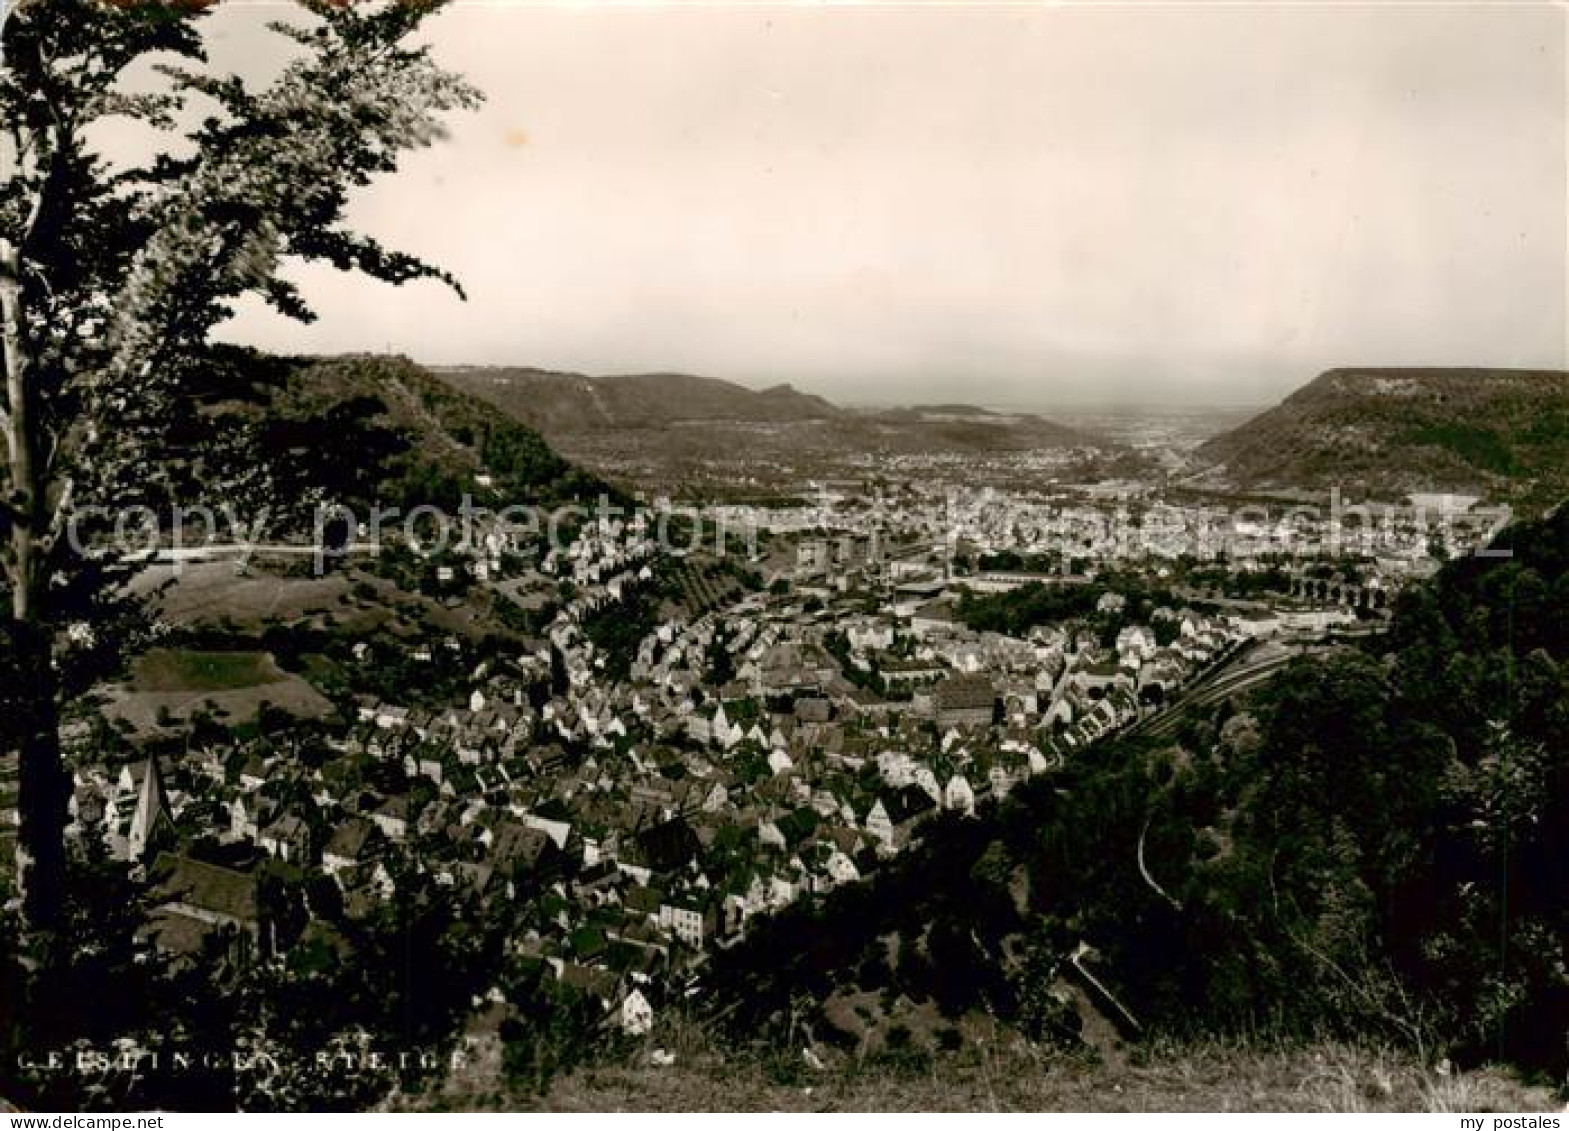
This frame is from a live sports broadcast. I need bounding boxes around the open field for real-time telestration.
[134,559,501,640]
[133,561,357,629]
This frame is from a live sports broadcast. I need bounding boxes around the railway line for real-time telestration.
[1124,635,1348,741]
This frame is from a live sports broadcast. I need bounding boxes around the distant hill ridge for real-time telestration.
[435,366,841,432]
[1195,366,1569,506]
[909,403,1002,417]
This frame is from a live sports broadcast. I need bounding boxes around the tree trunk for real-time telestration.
[6,622,65,932]
[0,238,66,932]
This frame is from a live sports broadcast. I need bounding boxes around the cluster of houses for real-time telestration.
[758,482,1481,581]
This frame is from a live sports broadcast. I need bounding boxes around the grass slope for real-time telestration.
[414,1021,1558,1112]
[102,646,332,736]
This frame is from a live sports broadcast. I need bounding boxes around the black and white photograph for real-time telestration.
[0,0,1566,1115]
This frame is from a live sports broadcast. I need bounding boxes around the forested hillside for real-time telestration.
[703,504,1569,1078]
[162,349,607,530]
[1194,368,1569,507]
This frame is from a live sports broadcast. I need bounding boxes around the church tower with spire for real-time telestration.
[127,752,176,863]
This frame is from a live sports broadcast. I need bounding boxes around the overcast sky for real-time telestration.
[207,1,1566,408]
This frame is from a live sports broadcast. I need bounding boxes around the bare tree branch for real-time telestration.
[1137,815,1183,912]
[40,475,72,555]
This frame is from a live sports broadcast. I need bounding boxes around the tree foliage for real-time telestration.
[1,0,480,925]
